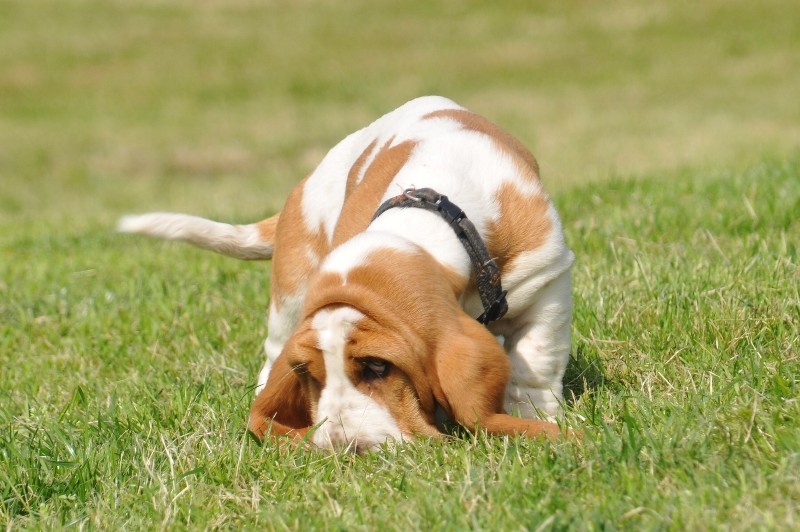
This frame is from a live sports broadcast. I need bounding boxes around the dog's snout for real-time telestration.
[313,419,356,452]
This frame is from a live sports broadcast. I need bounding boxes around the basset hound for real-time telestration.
[119,96,576,452]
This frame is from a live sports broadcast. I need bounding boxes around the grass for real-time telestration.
[1,0,799,529]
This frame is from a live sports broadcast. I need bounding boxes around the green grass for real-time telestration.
[1,0,799,529]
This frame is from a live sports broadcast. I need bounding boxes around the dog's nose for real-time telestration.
[312,420,351,451]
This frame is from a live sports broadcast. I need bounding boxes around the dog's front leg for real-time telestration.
[257,295,306,394]
[502,270,573,419]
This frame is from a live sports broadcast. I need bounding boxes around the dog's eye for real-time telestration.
[362,359,389,380]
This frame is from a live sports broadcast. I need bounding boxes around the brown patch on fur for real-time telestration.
[439,263,470,296]
[434,314,561,439]
[249,319,324,441]
[248,349,313,441]
[423,109,540,181]
[345,139,378,198]
[256,214,279,242]
[270,176,330,307]
[332,138,417,246]
[487,182,553,274]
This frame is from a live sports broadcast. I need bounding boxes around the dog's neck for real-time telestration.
[316,231,468,315]
[365,208,473,291]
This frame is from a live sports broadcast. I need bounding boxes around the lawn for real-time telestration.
[1,0,798,529]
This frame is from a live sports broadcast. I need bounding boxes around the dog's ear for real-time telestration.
[436,313,562,439]
[248,341,313,442]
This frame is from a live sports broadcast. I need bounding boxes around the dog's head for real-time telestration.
[248,232,532,452]
[282,303,439,452]
[278,234,488,452]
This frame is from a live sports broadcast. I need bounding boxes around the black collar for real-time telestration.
[371,188,508,324]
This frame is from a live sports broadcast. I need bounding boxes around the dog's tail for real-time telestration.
[117,212,279,260]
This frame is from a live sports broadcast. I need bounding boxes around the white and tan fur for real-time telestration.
[119,96,575,452]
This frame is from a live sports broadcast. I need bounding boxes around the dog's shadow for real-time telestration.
[563,341,608,406]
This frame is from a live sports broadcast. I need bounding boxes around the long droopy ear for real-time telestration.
[248,348,313,443]
[437,314,562,439]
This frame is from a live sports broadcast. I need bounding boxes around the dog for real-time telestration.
[119,96,575,452]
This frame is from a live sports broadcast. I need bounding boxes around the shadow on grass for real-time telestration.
[564,342,609,406]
